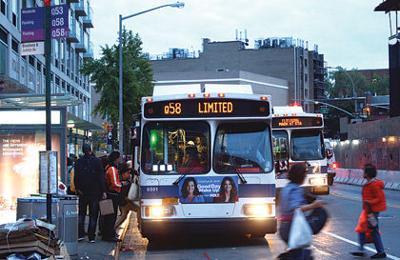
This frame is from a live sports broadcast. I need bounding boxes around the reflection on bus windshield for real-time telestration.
[214,122,273,173]
[291,129,324,161]
[142,122,210,174]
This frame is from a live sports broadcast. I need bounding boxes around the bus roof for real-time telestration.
[153,84,253,97]
[273,106,322,118]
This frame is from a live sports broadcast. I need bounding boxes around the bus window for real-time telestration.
[291,129,324,161]
[214,122,273,173]
[272,130,289,161]
[141,121,210,174]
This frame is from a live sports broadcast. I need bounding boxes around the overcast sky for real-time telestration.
[90,0,390,69]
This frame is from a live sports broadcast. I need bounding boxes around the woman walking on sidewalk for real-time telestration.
[351,163,387,259]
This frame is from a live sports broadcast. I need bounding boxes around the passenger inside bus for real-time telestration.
[178,144,204,173]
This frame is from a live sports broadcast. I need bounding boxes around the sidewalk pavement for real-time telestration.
[61,214,131,260]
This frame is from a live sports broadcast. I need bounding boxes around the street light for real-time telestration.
[302,99,355,118]
[118,2,185,154]
[326,66,358,114]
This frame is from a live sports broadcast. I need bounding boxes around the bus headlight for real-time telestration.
[243,204,274,217]
[144,205,175,218]
[309,176,326,186]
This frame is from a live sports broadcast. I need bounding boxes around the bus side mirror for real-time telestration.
[131,126,140,147]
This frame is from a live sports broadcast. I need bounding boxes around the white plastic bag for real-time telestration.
[127,176,139,201]
[288,208,312,249]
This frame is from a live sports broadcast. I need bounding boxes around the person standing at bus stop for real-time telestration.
[74,143,107,243]
[103,151,123,241]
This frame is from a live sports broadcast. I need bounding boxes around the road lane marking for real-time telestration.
[323,231,400,260]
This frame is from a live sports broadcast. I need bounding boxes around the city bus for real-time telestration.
[272,106,329,197]
[133,87,276,239]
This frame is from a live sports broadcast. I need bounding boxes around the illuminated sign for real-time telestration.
[0,111,61,125]
[272,116,323,128]
[144,98,270,118]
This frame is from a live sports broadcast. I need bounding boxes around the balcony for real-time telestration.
[74,1,87,17]
[83,42,94,59]
[75,42,87,53]
[67,29,79,43]
[82,7,93,29]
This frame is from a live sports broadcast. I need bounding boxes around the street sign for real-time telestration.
[21,4,69,42]
[21,7,45,42]
[39,151,58,194]
[50,4,69,39]
[21,41,44,55]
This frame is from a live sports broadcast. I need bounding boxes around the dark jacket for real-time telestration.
[74,154,106,197]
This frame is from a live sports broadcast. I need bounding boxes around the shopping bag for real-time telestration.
[127,176,139,201]
[288,208,312,249]
[99,199,114,216]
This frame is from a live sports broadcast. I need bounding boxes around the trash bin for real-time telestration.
[16,195,78,257]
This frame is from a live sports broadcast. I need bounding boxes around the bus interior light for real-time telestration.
[167,164,173,171]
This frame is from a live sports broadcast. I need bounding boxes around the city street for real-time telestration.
[119,184,400,260]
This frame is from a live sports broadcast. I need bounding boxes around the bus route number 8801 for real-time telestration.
[164,102,182,115]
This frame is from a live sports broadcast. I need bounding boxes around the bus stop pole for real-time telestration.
[44,0,52,224]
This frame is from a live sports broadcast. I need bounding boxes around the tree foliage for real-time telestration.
[81,29,153,152]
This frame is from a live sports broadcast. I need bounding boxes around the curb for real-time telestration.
[114,211,132,260]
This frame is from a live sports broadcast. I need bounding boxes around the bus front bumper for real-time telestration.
[140,217,277,237]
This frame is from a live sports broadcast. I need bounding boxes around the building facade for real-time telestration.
[150,37,325,112]
[0,0,94,121]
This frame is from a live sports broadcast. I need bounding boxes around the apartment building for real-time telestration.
[0,0,94,121]
[150,37,326,112]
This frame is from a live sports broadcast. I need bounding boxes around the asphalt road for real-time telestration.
[120,184,400,260]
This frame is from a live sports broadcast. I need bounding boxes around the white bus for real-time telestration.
[133,88,276,239]
[272,106,329,196]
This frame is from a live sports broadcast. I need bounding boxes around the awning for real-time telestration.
[375,0,400,12]
[67,112,103,131]
[0,93,81,108]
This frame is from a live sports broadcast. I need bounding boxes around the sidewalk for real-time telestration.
[61,215,130,260]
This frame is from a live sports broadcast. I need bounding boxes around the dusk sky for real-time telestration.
[90,0,390,69]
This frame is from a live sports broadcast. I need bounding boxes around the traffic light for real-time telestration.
[44,0,51,7]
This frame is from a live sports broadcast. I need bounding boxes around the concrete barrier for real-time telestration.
[335,168,400,191]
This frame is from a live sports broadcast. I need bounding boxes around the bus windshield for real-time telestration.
[214,122,273,173]
[291,129,324,161]
[141,121,210,174]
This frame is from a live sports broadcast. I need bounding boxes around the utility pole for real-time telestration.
[44,0,52,223]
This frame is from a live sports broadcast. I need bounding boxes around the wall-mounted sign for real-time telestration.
[21,4,69,43]
[21,41,44,56]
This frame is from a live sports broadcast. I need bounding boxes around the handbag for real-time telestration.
[288,208,313,249]
[99,199,114,216]
[127,176,139,201]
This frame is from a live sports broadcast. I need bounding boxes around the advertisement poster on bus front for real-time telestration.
[178,176,239,204]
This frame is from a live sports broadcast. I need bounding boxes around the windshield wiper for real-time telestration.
[173,174,186,186]
[234,168,248,184]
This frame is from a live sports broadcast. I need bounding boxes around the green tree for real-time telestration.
[82,29,153,153]
[367,74,389,95]
[327,67,368,98]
